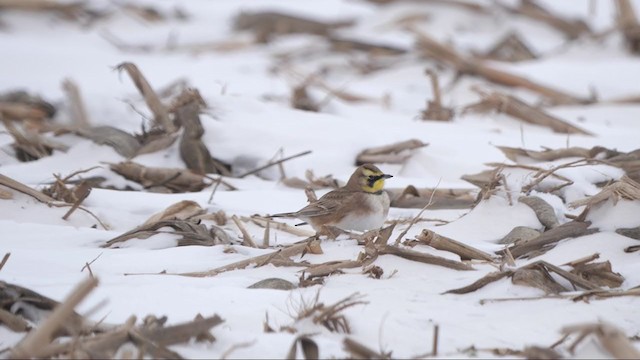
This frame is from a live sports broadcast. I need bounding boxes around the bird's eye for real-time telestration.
[367,175,378,187]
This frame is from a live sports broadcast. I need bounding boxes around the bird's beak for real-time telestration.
[382,174,393,179]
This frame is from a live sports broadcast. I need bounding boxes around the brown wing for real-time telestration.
[293,189,352,218]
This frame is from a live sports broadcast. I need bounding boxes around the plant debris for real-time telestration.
[109,161,212,193]
[465,88,592,135]
[233,11,354,43]
[445,255,623,297]
[356,139,428,165]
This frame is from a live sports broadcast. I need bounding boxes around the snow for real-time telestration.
[2,0,640,358]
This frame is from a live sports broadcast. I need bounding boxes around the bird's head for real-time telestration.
[347,163,393,193]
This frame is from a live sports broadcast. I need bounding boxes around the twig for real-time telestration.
[81,252,103,278]
[379,245,473,271]
[0,173,55,203]
[503,221,596,259]
[61,166,102,182]
[207,176,223,204]
[62,182,92,220]
[11,277,99,358]
[421,70,453,121]
[231,215,258,248]
[0,174,109,229]
[479,295,561,304]
[116,62,175,133]
[179,239,315,277]
[562,253,600,267]
[247,216,316,237]
[237,150,312,178]
[221,340,257,360]
[500,0,591,39]
[263,219,270,248]
[467,88,592,135]
[432,324,439,356]
[416,230,496,262]
[503,246,516,267]
[52,203,110,230]
[343,337,391,359]
[203,175,238,191]
[61,78,90,128]
[394,178,440,245]
[522,159,591,193]
[410,26,589,105]
[0,252,10,272]
[444,270,513,294]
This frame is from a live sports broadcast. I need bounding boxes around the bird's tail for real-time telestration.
[267,212,297,218]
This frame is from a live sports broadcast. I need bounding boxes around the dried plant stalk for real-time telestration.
[529,261,600,291]
[0,308,30,332]
[387,186,475,209]
[503,221,597,259]
[180,239,318,277]
[142,200,205,226]
[364,0,488,13]
[416,229,495,261]
[420,69,453,121]
[109,161,209,192]
[79,126,141,158]
[569,176,640,208]
[500,0,591,39]
[61,78,90,128]
[231,215,258,248]
[465,89,592,135]
[343,337,391,359]
[0,173,55,203]
[483,32,536,62]
[0,102,48,121]
[356,139,427,165]
[116,62,175,132]
[11,277,99,359]
[139,314,223,346]
[615,0,640,53]
[378,244,474,271]
[329,36,406,55]
[512,267,567,294]
[176,96,231,175]
[570,261,624,288]
[305,260,362,278]
[444,270,512,294]
[561,322,640,359]
[496,145,615,163]
[233,11,353,42]
[411,27,588,105]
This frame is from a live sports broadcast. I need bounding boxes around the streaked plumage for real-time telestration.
[270,164,392,232]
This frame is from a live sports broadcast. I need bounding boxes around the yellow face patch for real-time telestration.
[363,178,385,193]
[361,168,386,193]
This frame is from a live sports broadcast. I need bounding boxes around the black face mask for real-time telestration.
[367,175,383,188]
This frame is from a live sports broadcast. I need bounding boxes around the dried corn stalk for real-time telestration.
[356,139,427,165]
[569,176,640,209]
[109,161,210,192]
[465,89,592,135]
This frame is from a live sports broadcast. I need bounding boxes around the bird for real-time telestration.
[269,164,392,232]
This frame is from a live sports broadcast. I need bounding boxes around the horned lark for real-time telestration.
[270,164,392,232]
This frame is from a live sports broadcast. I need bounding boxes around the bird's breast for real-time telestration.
[334,192,390,232]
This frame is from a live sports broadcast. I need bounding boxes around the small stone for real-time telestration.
[248,278,296,290]
[498,226,541,245]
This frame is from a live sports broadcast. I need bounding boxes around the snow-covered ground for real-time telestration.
[1,0,640,358]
